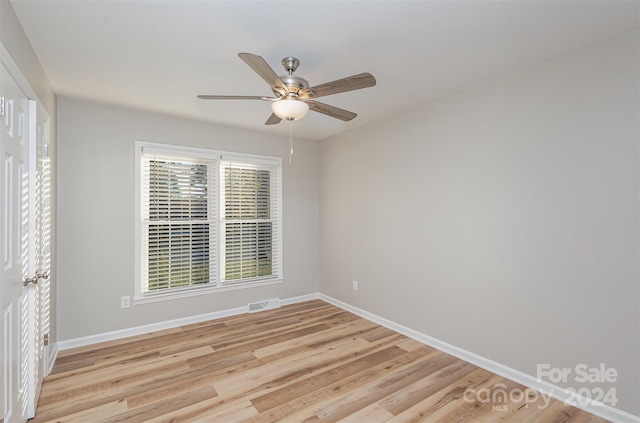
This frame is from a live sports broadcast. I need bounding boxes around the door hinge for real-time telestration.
[43,334,49,346]
[0,96,5,117]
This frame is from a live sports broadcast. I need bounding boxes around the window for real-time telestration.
[135,142,282,301]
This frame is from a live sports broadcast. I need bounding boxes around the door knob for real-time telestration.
[23,275,39,286]
[23,271,48,286]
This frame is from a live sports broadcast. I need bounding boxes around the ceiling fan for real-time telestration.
[198,53,376,125]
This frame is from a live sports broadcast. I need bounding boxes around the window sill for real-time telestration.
[133,277,284,305]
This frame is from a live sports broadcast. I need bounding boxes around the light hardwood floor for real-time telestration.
[31,300,609,422]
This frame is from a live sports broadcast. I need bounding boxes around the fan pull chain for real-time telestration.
[288,125,294,164]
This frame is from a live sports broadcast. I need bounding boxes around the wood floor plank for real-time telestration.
[38,400,129,423]
[252,317,378,358]
[186,323,331,367]
[48,357,96,375]
[377,360,480,416]
[313,352,469,421]
[360,326,399,342]
[212,337,373,397]
[395,337,428,352]
[190,400,259,423]
[32,300,612,423]
[242,346,439,423]
[455,376,544,422]
[32,348,244,421]
[54,324,214,364]
[336,403,394,423]
[158,398,259,423]
[39,345,208,402]
[98,386,217,423]
[386,371,504,423]
[246,346,426,422]
[523,398,585,423]
[125,371,217,409]
[439,376,523,422]
[54,327,184,359]
[251,345,406,412]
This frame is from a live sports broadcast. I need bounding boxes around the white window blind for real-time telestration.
[137,143,282,299]
[221,159,280,284]
[140,152,217,293]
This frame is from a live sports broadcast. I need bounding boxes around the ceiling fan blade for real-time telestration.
[265,113,282,125]
[238,53,287,94]
[300,73,376,100]
[197,95,273,100]
[307,101,357,121]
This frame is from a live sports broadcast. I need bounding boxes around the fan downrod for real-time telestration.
[275,56,308,96]
[281,57,300,74]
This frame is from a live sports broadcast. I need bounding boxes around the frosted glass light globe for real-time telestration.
[271,99,309,121]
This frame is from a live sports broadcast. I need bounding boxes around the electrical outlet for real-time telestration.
[352,280,359,291]
[121,296,130,309]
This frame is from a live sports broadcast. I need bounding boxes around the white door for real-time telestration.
[0,61,31,423]
[26,102,51,416]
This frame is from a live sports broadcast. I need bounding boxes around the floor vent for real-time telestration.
[247,298,281,313]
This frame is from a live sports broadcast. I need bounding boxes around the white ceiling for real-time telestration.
[10,0,639,141]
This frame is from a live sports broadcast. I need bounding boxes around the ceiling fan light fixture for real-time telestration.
[199,53,376,125]
[272,99,309,121]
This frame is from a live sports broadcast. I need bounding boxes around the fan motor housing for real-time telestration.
[275,75,309,96]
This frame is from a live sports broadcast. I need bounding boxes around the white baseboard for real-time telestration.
[319,294,639,423]
[57,293,321,351]
[54,292,638,422]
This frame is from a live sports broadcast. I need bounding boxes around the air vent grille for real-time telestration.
[247,298,281,313]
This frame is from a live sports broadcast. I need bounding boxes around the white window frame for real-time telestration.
[134,141,283,304]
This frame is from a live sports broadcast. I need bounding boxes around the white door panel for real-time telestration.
[1,60,30,423]
[1,49,51,420]
[26,102,50,416]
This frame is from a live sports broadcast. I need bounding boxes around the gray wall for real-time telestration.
[56,98,320,340]
[0,1,55,114]
[1,0,58,345]
[320,29,639,415]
